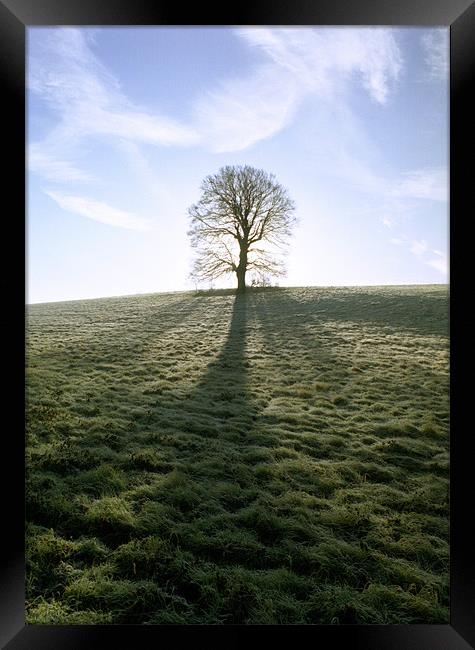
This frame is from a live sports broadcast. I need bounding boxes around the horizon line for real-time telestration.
[26,282,449,307]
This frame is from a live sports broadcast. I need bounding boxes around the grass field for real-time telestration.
[26,285,449,625]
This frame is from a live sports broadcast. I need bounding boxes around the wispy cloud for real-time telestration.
[45,190,152,230]
[392,168,447,202]
[426,254,448,275]
[28,147,93,183]
[28,28,199,184]
[117,140,176,207]
[421,29,448,81]
[239,27,402,104]
[339,160,447,203]
[381,216,393,228]
[298,100,447,206]
[193,64,300,153]
[388,234,447,278]
[29,28,199,146]
[29,27,406,176]
[410,239,428,256]
[195,27,402,152]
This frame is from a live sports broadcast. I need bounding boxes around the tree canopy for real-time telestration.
[188,165,296,292]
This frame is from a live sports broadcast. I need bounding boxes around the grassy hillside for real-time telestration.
[26,285,449,624]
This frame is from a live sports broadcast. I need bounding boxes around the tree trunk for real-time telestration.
[236,246,247,293]
[236,269,246,293]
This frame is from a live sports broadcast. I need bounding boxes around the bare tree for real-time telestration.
[188,165,296,293]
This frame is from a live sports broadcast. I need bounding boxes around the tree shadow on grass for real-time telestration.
[154,293,269,571]
[177,293,258,443]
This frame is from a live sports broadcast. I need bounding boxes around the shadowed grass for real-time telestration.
[26,285,449,624]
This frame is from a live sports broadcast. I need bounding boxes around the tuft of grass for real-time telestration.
[27,598,113,625]
[84,496,136,542]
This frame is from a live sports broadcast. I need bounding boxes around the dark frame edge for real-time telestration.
[1,0,474,648]
[0,0,474,26]
[2,623,475,650]
[0,1,26,649]
[449,2,475,648]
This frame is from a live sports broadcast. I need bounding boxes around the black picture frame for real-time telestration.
[1,0,473,647]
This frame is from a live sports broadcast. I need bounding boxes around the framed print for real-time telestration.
[1,0,474,648]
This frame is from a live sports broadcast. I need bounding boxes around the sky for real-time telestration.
[27,26,449,304]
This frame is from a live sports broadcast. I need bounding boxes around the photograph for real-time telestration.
[25,25,449,626]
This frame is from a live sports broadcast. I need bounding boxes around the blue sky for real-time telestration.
[27,27,448,303]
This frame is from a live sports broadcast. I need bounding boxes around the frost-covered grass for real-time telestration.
[26,285,449,624]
